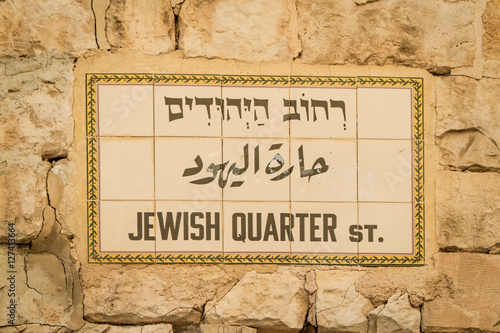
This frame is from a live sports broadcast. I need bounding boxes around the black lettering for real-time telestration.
[263,213,279,241]
[233,213,246,241]
[158,212,181,240]
[280,213,294,241]
[323,214,337,242]
[144,212,155,241]
[248,213,262,241]
[310,213,321,242]
[190,212,204,240]
[129,212,143,240]
[296,213,308,241]
[206,212,220,241]
[364,225,377,242]
[349,225,363,242]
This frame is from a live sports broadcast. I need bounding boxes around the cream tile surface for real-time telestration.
[290,202,358,255]
[222,139,290,202]
[99,137,154,200]
[358,203,414,255]
[154,83,221,137]
[97,83,154,136]
[155,137,222,200]
[358,140,413,202]
[289,86,356,138]
[223,201,291,254]
[357,87,412,139]
[99,201,156,253]
[222,85,290,138]
[155,201,223,253]
[290,139,357,202]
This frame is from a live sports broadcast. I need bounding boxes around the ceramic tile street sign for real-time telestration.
[86,74,424,265]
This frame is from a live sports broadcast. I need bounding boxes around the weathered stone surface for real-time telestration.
[297,0,475,72]
[315,271,374,333]
[179,0,301,61]
[0,53,75,243]
[0,324,68,332]
[106,0,176,55]
[438,129,500,170]
[47,159,80,237]
[75,323,173,333]
[0,0,95,55]
[373,293,420,333]
[21,206,84,329]
[422,253,500,332]
[436,171,500,252]
[0,54,75,157]
[204,271,308,332]
[483,0,500,78]
[199,324,256,333]
[436,77,500,157]
[0,245,44,327]
[356,268,453,308]
[0,152,50,243]
[83,265,233,325]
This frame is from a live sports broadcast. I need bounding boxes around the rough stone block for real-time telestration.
[436,171,500,252]
[483,0,500,78]
[436,76,500,167]
[315,271,374,333]
[179,0,301,61]
[199,324,256,333]
[106,0,176,55]
[372,292,420,333]
[0,0,95,55]
[422,253,500,332]
[297,0,475,73]
[0,152,50,243]
[82,265,233,325]
[204,271,309,332]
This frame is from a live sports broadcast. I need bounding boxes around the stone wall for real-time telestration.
[1,0,499,332]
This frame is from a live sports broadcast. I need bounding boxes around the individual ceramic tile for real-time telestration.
[290,139,357,202]
[223,201,291,255]
[97,83,154,136]
[154,76,222,137]
[358,203,414,255]
[357,87,413,139]
[99,137,154,200]
[290,202,358,255]
[155,137,222,200]
[222,76,290,138]
[222,138,290,202]
[155,201,223,254]
[289,82,356,139]
[358,140,413,203]
[99,200,156,253]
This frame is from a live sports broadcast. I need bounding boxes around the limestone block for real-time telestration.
[436,76,500,166]
[297,0,475,73]
[422,253,500,332]
[179,0,301,61]
[436,171,500,252]
[106,0,176,55]
[47,159,80,237]
[0,0,95,55]
[0,245,44,327]
[0,152,50,243]
[76,323,173,333]
[314,270,374,333]
[82,265,233,325]
[199,324,256,333]
[204,271,309,332]
[0,54,75,158]
[438,129,500,170]
[483,0,500,78]
[355,268,453,308]
[374,293,420,333]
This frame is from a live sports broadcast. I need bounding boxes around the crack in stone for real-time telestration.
[91,0,101,49]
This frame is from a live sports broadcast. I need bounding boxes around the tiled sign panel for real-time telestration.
[86,74,424,265]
